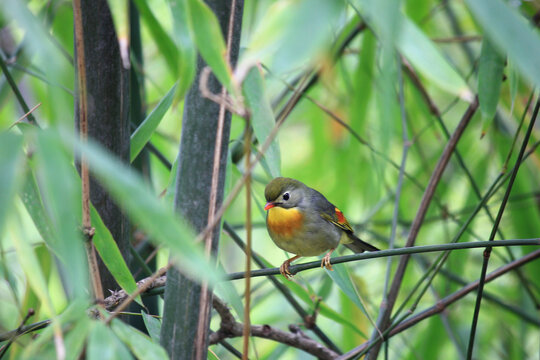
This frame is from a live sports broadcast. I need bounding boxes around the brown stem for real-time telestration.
[339,249,540,358]
[210,297,338,360]
[368,97,479,358]
[72,0,103,302]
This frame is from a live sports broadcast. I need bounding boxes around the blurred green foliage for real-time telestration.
[0,0,539,359]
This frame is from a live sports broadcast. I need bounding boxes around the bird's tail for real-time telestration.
[343,233,380,253]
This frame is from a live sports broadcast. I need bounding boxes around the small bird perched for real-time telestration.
[264,177,379,279]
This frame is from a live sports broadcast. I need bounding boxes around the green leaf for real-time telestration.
[324,261,369,316]
[0,132,23,232]
[34,131,88,298]
[88,322,134,360]
[142,311,162,343]
[68,131,223,285]
[239,0,344,76]
[465,0,540,89]
[352,0,472,100]
[21,300,90,359]
[169,0,197,99]
[63,316,92,360]
[22,132,139,304]
[319,301,367,338]
[187,0,233,94]
[131,0,179,77]
[478,39,505,134]
[215,278,245,322]
[130,83,177,163]
[20,170,56,255]
[11,215,57,322]
[21,244,52,317]
[396,18,471,100]
[243,67,281,178]
[508,59,519,109]
[111,318,170,360]
[91,205,142,306]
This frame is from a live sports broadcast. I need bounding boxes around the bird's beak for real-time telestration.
[264,202,276,211]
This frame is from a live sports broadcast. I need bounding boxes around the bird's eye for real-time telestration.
[282,192,290,201]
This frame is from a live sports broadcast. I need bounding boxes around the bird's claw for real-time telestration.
[321,249,334,271]
[280,262,293,280]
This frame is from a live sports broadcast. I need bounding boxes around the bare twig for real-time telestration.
[466,96,540,359]
[338,249,540,359]
[367,98,479,359]
[104,264,170,324]
[210,297,338,360]
[8,102,41,129]
[0,51,38,125]
[242,124,252,358]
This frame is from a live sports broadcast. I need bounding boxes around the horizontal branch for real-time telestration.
[227,239,540,280]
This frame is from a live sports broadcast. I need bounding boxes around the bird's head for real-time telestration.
[264,177,306,210]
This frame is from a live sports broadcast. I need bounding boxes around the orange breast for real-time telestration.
[267,207,304,238]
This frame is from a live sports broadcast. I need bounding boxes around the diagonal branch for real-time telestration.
[338,249,540,359]
[367,96,477,359]
[466,96,540,359]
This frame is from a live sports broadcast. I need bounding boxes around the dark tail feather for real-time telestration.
[343,233,380,253]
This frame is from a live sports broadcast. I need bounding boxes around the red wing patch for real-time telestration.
[335,207,347,224]
[334,207,353,232]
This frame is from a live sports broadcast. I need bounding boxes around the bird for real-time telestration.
[264,177,379,279]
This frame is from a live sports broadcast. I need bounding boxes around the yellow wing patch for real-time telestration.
[267,207,303,238]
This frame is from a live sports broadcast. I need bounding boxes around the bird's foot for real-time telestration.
[280,262,293,280]
[280,255,301,280]
[321,248,335,271]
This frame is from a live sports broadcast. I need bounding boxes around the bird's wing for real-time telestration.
[320,207,354,233]
[308,189,354,233]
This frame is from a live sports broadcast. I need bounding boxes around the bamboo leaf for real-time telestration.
[239,0,344,76]
[352,0,472,100]
[465,0,540,89]
[34,131,88,298]
[0,132,23,232]
[396,18,472,100]
[91,205,142,306]
[169,0,197,99]
[243,67,281,178]
[88,322,133,360]
[187,0,233,94]
[324,261,369,316]
[130,83,177,163]
[478,39,505,134]
[142,311,162,343]
[131,0,179,77]
[68,131,223,285]
[111,318,169,359]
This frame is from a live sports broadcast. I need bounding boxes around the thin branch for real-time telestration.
[225,239,539,280]
[209,296,338,360]
[0,308,35,357]
[466,96,540,359]
[104,264,170,324]
[367,98,479,359]
[338,249,540,359]
[0,51,38,125]
[242,124,252,358]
